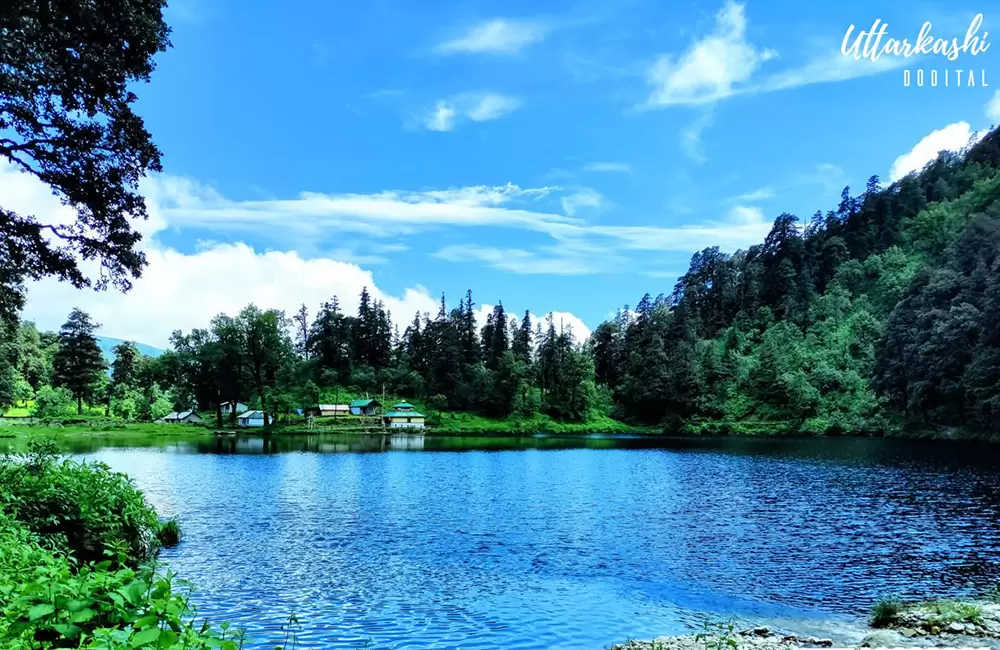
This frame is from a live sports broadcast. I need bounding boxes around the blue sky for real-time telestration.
[14,0,1000,345]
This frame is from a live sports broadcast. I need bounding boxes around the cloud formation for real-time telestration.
[646,1,777,107]
[419,92,522,131]
[436,19,547,55]
[3,162,587,346]
[644,1,907,109]
[583,162,631,173]
[889,122,983,182]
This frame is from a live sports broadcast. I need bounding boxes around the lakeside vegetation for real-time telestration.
[0,440,277,649]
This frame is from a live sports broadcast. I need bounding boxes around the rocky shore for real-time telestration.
[610,600,1000,650]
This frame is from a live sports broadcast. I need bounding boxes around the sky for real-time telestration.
[9,0,1000,347]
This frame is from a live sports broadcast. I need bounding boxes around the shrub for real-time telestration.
[0,441,293,649]
[158,518,182,547]
[31,386,74,418]
[871,595,903,627]
[0,439,160,566]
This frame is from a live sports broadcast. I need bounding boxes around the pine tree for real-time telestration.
[52,308,107,414]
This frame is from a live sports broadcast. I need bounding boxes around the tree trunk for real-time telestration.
[216,391,223,429]
[260,390,270,427]
[77,394,83,415]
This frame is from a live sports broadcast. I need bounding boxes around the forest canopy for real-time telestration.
[3,127,1000,437]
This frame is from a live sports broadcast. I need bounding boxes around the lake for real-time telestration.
[34,434,1000,649]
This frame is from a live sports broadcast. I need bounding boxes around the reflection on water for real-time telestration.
[8,433,1000,649]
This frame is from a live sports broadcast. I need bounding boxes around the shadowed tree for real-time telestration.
[0,0,171,323]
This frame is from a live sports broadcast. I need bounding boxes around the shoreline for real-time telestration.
[612,599,1000,650]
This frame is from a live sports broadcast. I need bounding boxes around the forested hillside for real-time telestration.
[3,127,1000,437]
[592,126,1000,436]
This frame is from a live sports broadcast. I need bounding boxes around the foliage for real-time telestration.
[0,440,160,566]
[693,617,740,650]
[52,310,107,415]
[0,443,292,650]
[157,518,181,548]
[871,595,903,627]
[0,0,170,324]
[31,386,74,419]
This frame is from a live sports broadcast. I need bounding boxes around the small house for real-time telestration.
[383,402,425,429]
[220,400,249,416]
[157,410,204,425]
[237,410,269,428]
[312,404,350,417]
[349,399,381,416]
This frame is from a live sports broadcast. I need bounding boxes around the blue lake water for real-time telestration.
[72,434,1000,649]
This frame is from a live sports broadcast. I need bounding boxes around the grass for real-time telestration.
[871,595,904,627]
[924,600,983,627]
[870,595,984,629]
[0,420,214,441]
[428,411,652,435]
[158,517,182,547]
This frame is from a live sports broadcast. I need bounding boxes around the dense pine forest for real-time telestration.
[3,127,1000,437]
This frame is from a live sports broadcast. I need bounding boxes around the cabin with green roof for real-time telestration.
[349,398,381,416]
[383,401,425,429]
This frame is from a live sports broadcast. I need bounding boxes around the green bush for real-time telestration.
[871,595,903,627]
[0,440,294,649]
[157,518,181,548]
[0,439,160,566]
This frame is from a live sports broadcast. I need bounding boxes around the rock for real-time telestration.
[860,630,903,647]
[900,627,919,637]
[946,621,965,633]
[930,625,941,635]
[799,636,833,647]
[740,626,771,637]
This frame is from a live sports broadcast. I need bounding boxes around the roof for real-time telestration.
[317,404,349,410]
[393,402,415,409]
[163,410,197,420]
[384,410,424,418]
[239,410,266,419]
[349,399,380,407]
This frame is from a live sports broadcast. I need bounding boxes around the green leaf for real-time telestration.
[70,608,97,623]
[131,626,161,647]
[28,603,55,621]
[53,623,82,638]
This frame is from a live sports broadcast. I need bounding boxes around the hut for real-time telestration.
[237,410,269,428]
[157,410,204,424]
[312,404,350,417]
[349,399,381,416]
[383,402,425,429]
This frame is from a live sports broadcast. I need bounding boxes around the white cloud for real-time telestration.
[3,163,591,347]
[425,102,458,132]
[583,162,631,173]
[889,122,985,182]
[435,244,610,276]
[643,1,906,109]
[436,19,547,55]
[419,92,522,131]
[987,90,1000,123]
[466,93,523,122]
[727,205,765,224]
[731,186,775,202]
[681,111,713,162]
[646,1,777,107]
[560,188,603,216]
[472,303,592,341]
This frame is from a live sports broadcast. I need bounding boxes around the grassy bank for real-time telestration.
[0,440,279,649]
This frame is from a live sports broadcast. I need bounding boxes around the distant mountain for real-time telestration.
[97,336,164,365]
